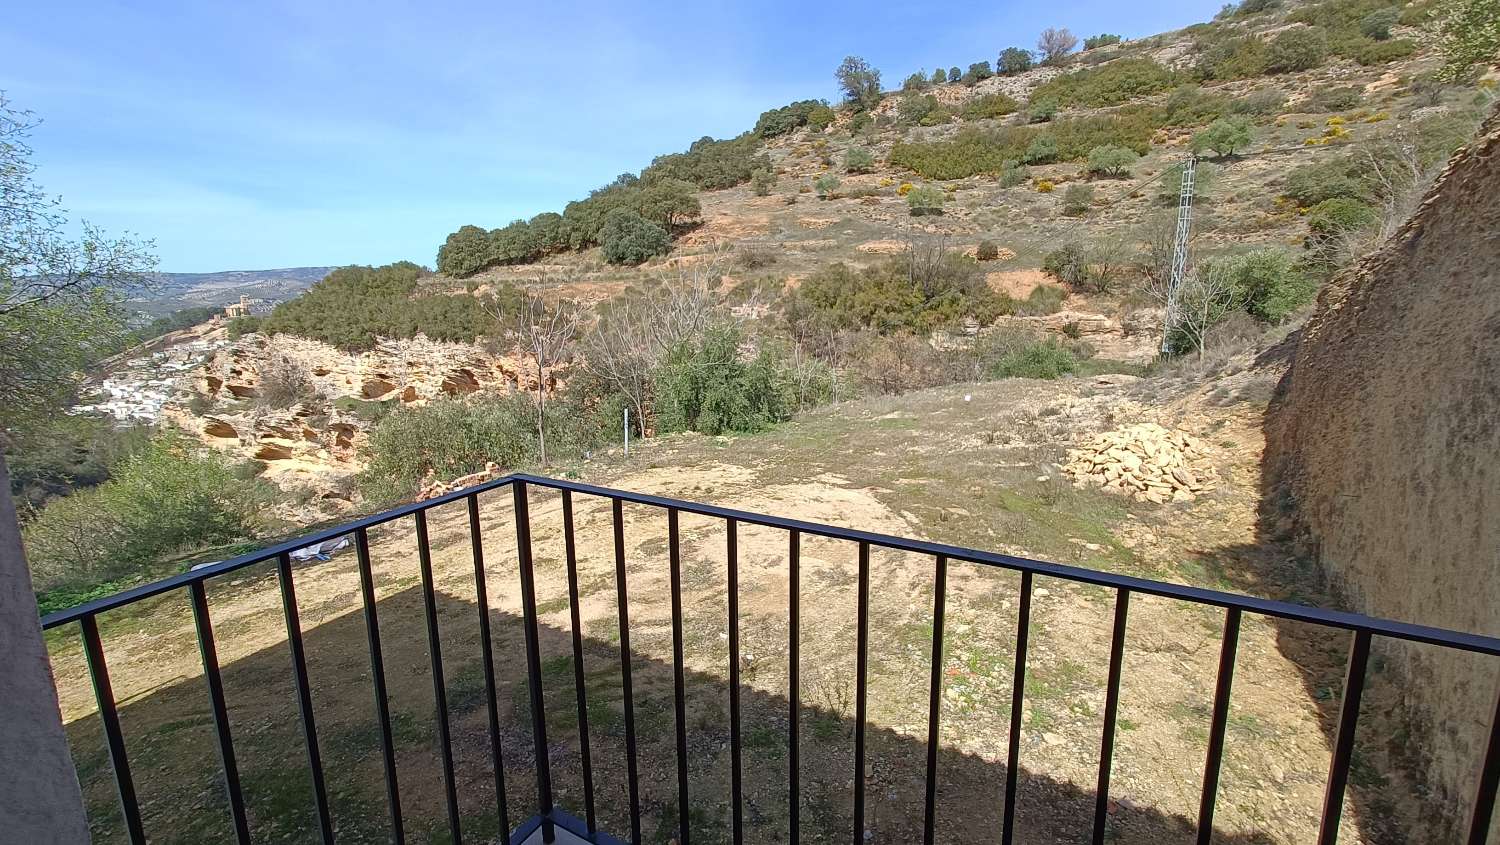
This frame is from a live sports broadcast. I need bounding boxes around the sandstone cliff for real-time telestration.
[1265,106,1500,842]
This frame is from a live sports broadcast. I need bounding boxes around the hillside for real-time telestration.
[127,266,335,316]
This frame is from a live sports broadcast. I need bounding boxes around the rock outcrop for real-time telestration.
[1265,107,1500,844]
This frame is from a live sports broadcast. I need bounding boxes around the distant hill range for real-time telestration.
[128,266,335,316]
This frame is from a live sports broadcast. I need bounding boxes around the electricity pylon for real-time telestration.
[1162,155,1196,356]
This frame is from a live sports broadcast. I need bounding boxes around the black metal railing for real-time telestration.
[40,472,1500,845]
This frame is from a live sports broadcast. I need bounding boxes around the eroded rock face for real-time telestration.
[203,419,238,439]
[1265,109,1500,842]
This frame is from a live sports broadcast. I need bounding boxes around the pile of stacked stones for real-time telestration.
[1063,423,1215,503]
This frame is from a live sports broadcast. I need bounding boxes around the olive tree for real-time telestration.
[836,56,883,111]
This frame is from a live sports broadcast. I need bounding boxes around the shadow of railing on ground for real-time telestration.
[63,577,1281,845]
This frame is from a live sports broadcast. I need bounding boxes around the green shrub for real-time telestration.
[226,316,263,339]
[1306,196,1377,237]
[1284,158,1368,205]
[751,168,776,196]
[907,184,947,215]
[1266,27,1330,72]
[1438,0,1500,81]
[976,240,1001,261]
[962,93,1022,120]
[845,147,876,174]
[1229,88,1287,116]
[786,252,1001,335]
[1304,86,1364,113]
[263,263,492,351]
[1192,116,1254,157]
[808,104,837,131]
[1084,34,1123,49]
[999,47,1034,75]
[655,325,791,435]
[1360,7,1399,38]
[6,416,150,512]
[963,61,994,84]
[1042,238,1129,293]
[1194,34,1271,80]
[600,208,671,265]
[931,68,949,85]
[903,71,930,91]
[1000,161,1028,187]
[1061,183,1094,216]
[1211,248,1316,323]
[1353,37,1415,64]
[1028,57,1176,107]
[755,99,833,137]
[1013,283,1068,316]
[1023,135,1059,164]
[1087,144,1139,177]
[814,173,841,199]
[1158,160,1219,205]
[22,437,260,591]
[1163,85,1229,127]
[899,94,952,127]
[981,332,1081,379]
[1027,97,1059,123]
[642,134,770,190]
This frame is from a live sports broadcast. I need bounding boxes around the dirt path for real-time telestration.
[47,372,1419,844]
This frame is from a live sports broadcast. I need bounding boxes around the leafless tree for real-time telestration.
[1144,259,1243,362]
[491,285,582,466]
[1037,28,1079,64]
[581,246,728,434]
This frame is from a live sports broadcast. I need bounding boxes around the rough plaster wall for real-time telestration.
[0,453,90,841]
[1266,109,1500,841]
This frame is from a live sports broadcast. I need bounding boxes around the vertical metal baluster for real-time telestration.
[852,541,870,845]
[789,529,801,841]
[81,614,146,845]
[1002,571,1032,845]
[468,494,510,838]
[512,482,555,843]
[1091,588,1131,845]
[728,517,744,845]
[413,513,461,845]
[669,508,691,845]
[1196,607,1242,844]
[354,527,404,844]
[612,497,642,844]
[1466,685,1500,845]
[1317,630,1372,845]
[922,555,949,845]
[277,552,336,845]
[189,581,250,843]
[562,491,596,836]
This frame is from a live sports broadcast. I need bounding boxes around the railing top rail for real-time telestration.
[510,474,1500,656]
[39,472,519,629]
[41,472,1500,657]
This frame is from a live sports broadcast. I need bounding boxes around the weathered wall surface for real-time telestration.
[1265,109,1500,840]
[0,454,90,841]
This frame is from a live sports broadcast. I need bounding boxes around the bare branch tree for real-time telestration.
[580,245,729,435]
[1037,28,1079,64]
[487,281,581,466]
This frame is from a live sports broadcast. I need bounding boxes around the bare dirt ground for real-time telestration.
[46,357,1439,845]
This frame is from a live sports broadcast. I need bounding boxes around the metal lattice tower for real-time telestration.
[1161,155,1196,355]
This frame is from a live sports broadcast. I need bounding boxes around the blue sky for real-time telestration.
[4,0,1224,272]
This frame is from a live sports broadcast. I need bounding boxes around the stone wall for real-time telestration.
[1265,108,1500,841]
